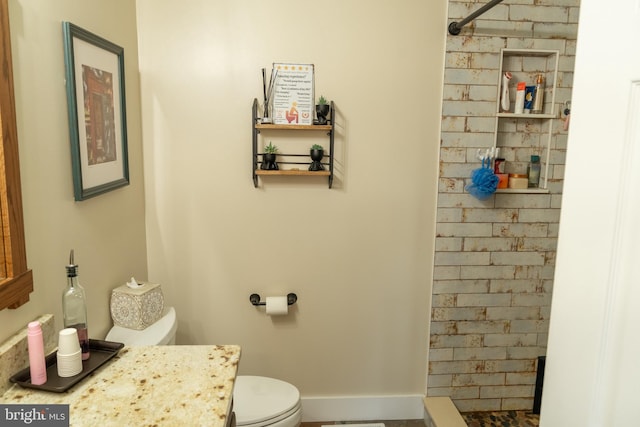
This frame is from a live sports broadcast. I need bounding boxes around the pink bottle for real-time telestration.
[27,321,47,385]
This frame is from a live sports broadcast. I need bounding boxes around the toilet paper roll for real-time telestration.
[265,296,288,316]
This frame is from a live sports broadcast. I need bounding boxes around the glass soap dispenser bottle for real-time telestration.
[527,155,541,188]
[62,249,90,360]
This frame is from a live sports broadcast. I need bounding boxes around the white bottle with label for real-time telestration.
[515,82,526,114]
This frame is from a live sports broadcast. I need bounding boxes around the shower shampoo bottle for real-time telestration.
[62,250,90,360]
[532,74,545,114]
[527,155,541,188]
[514,82,526,114]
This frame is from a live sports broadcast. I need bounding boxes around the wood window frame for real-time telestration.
[0,0,34,310]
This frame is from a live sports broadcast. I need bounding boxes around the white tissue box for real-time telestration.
[110,282,164,330]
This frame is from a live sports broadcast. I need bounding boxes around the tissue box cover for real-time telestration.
[110,282,164,330]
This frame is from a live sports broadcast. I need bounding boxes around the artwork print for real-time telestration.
[82,65,117,165]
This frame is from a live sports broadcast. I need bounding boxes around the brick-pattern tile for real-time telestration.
[429,0,579,412]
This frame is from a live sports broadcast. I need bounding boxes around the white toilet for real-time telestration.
[233,375,301,427]
[105,307,301,427]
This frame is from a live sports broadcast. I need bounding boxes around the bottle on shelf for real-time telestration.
[532,74,545,114]
[515,82,526,114]
[527,155,541,188]
[62,250,90,360]
[500,72,512,112]
[27,321,47,385]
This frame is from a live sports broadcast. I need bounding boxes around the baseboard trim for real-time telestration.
[301,395,424,422]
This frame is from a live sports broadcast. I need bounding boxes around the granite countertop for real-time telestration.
[1,345,241,427]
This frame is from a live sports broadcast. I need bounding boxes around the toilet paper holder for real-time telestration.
[250,293,297,307]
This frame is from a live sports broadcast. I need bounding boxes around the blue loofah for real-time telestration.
[465,159,499,200]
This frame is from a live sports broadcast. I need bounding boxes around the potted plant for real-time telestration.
[315,96,330,125]
[309,144,325,171]
[261,141,279,170]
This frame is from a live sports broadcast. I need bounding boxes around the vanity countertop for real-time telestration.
[1,344,241,427]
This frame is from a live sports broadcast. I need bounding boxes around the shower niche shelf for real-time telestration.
[493,48,560,192]
[251,98,335,188]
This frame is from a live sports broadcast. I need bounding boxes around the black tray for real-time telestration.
[10,339,124,393]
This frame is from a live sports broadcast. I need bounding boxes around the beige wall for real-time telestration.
[0,0,147,343]
[137,0,446,396]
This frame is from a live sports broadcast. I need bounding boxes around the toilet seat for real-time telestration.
[234,376,301,427]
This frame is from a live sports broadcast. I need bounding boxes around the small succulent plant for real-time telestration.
[264,141,278,154]
[310,144,324,151]
[317,96,327,105]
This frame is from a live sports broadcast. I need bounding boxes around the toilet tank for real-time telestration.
[105,307,177,345]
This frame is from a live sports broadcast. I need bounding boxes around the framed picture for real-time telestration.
[62,22,129,201]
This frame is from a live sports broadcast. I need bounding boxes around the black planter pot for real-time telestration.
[261,153,279,170]
[315,104,330,125]
[309,149,325,171]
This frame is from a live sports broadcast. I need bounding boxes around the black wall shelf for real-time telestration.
[252,98,335,188]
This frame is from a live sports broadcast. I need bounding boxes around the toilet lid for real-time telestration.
[234,376,300,426]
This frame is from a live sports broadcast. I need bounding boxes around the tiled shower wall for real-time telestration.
[428,0,580,412]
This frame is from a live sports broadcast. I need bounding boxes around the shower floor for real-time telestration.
[302,411,539,427]
[303,421,423,427]
[303,412,539,427]
[461,411,539,427]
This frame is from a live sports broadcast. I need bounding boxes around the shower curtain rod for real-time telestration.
[448,0,504,35]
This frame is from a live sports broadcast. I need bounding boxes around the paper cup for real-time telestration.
[58,328,81,355]
[56,350,82,377]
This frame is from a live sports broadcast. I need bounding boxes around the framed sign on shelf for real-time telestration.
[62,22,129,201]
[271,63,314,125]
